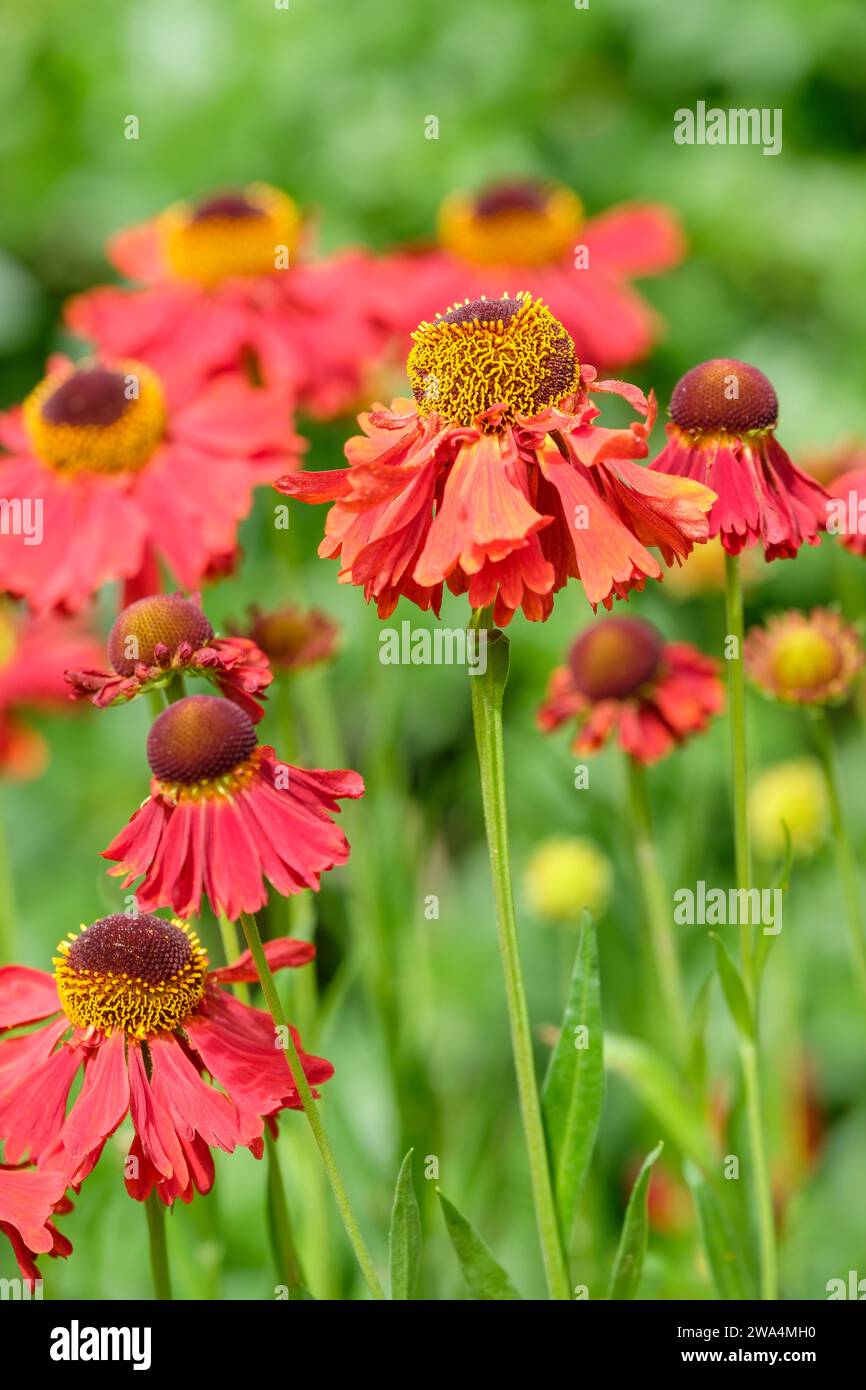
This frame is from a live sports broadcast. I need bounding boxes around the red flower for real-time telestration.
[66,593,273,722]
[0,916,331,1206]
[236,604,340,673]
[0,1165,71,1286]
[649,359,829,560]
[826,466,866,557]
[0,604,103,778]
[103,695,363,920]
[376,179,683,371]
[66,184,388,417]
[537,614,724,764]
[0,355,304,614]
[276,293,714,624]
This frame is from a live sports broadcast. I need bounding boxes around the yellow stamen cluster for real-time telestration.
[54,916,208,1040]
[438,184,583,266]
[24,361,165,476]
[769,628,841,694]
[407,291,579,429]
[159,183,301,286]
[154,747,264,806]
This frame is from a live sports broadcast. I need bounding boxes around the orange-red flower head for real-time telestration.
[66,593,273,721]
[276,293,715,624]
[650,358,829,561]
[745,608,863,706]
[538,615,724,764]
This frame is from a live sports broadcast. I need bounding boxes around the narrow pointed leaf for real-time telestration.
[684,1161,751,1300]
[388,1148,421,1300]
[542,911,604,1238]
[607,1140,663,1300]
[709,932,754,1039]
[687,972,713,1092]
[437,1191,522,1300]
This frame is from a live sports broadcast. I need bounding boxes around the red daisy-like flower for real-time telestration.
[66,593,273,722]
[537,614,724,764]
[376,178,684,371]
[66,183,388,417]
[0,1165,72,1286]
[649,358,829,560]
[276,293,715,625]
[0,916,331,1206]
[237,604,340,674]
[826,463,866,557]
[0,354,304,614]
[103,695,363,920]
[0,603,103,779]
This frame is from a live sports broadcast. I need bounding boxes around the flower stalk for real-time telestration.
[468,608,571,1301]
[144,1191,172,1300]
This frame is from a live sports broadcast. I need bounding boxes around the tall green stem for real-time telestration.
[813,710,866,1008]
[468,610,570,1301]
[238,910,385,1300]
[626,756,689,1063]
[144,1192,172,1300]
[724,553,777,1301]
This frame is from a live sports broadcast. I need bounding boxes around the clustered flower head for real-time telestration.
[0,354,303,613]
[538,613,724,764]
[0,914,331,1213]
[103,695,364,921]
[66,183,389,417]
[749,759,829,861]
[377,177,684,371]
[744,608,863,706]
[277,291,715,624]
[238,604,340,673]
[66,592,273,721]
[0,604,102,778]
[524,835,613,925]
[650,358,829,560]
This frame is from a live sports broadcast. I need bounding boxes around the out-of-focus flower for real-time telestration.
[66,184,388,418]
[524,835,612,924]
[826,464,866,558]
[650,359,829,560]
[0,916,331,1206]
[0,355,304,614]
[0,1165,71,1287]
[103,695,363,920]
[744,609,863,706]
[276,292,714,624]
[538,614,724,764]
[66,593,272,722]
[663,535,761,600]
[749,759,829,861]
[238,604,340,673]
[799,439,866,488]
[0,603,102,778]
[376,178,684,371]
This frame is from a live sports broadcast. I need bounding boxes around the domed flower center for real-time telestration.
[569,616,664,701]
[669,359,778,436]
[407,292,579,428]
[769,628,841,695]
[54,914,208,1038]
[159,182,301,286]
[109,595,214,676]
[23,361,165,476]
[438,180,583,267]
[147,694,258,790]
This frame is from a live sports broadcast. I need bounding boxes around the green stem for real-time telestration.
[238,910,385,1300]
[626,756,689,1064]
[144,1192,172,1300]
[468,610,571,1301]
[217,914,250,1005]
[814,710,866,1009]
[724,552,753,982]
[724,554,777,1301]
[0,806,17,963]
[165,673,187,702]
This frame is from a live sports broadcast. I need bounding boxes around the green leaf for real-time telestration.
[684,1161,752,1300]
[437,1191,522,1300]
[388,1148,421,1300]
[607,1140,663,1300]
[542,911,605,1239]
[604,1033,713,1171]
[709,932,754,1039]
[755,823,792,990]
[687,972,714,1092]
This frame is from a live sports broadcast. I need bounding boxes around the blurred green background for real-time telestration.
[2,0,866,1300]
